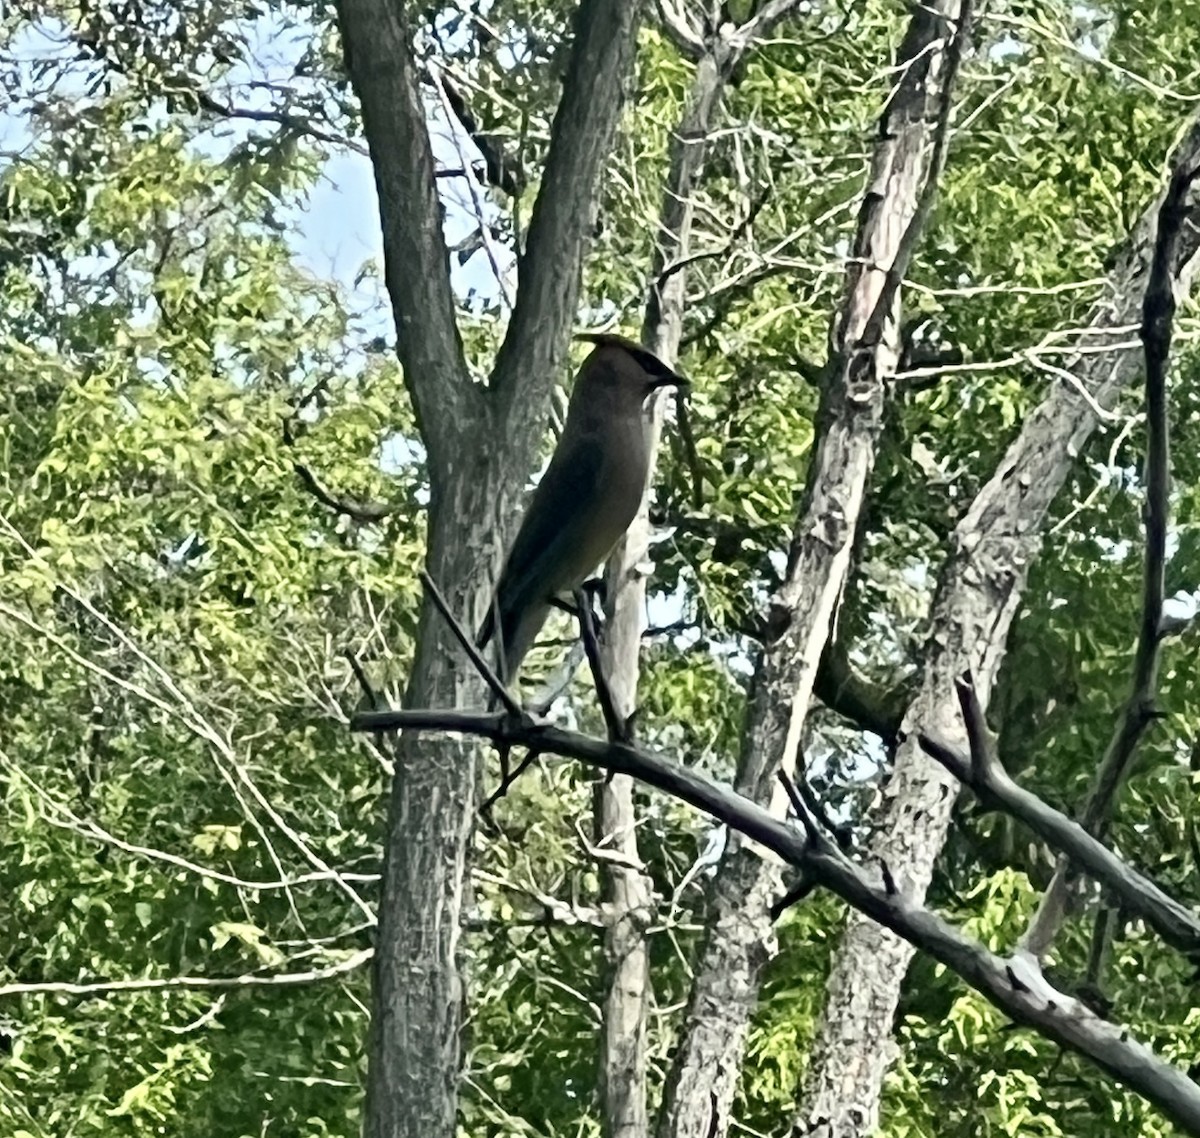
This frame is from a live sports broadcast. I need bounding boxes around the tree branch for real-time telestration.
[435,70,526,197]
[1021,150,1200,961]
[335,0,478,474]
[791,109,1200,1138]
[655,0,705,59]
[293,462,397,523]
[814,639,908,743]
[0,949,372,1000]
[420,570,524,719]
[575,588,627,742]
[348,705,1200,1137]
[489,0,643,425]
[918,683,1200,959]
[843,0,976,355]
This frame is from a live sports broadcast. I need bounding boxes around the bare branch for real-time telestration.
[335,0,478,473]
[420,570,523,718]
[293,462,397,523]
[434,69,525,197]
[574,588,627,742]
[479,748,541,822]
[852,0,976,353]
[663,7,976,1130]
[192,90,365,155]
[655,0,704,59]
[8,758,379,894]
[1022,152,1200,961]
[918,731,1200,958]
[0,950,371,1000]
[796,108,1200,1138]
[349,705,1200,1137]
[954,670,993,782]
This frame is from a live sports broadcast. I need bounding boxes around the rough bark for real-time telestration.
[334,0,477,476]
[594,11,804,1133]
[593,49,725,1138]
[795,117,1200,1138]
[336,1,646,1136]
[656,7,967,1136]
[490,0,644,461]
[352,703,1200,1138]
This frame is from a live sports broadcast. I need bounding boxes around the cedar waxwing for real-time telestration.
[477,333,688,685]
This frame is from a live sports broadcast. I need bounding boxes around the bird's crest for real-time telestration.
[575,332,688,389]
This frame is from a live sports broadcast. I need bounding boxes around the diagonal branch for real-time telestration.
[918,677,1200,959]
[793,110,1200,1138]
[348,703,1200,1138]
[335,0,478,475]
[489,0,643,428]
[293,461,397,523]
[1021,153,1200,961]
[655,0,704,59]
[435,70,526,197]
[662,7,975,1134]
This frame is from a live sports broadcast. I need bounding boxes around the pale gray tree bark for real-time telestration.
[795,116,1200,1138]
[592,7,812,1136]
[334,2,645,1136]
[656,6,971,1136]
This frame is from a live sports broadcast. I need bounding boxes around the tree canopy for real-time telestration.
[3,2,1200,1137]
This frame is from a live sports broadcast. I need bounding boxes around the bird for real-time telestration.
[477,332,688,687]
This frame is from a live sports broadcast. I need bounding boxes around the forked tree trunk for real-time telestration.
[336,0,645,1135]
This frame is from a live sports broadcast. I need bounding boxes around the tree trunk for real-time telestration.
[594,8,818,1126]
[365,468,500,1138]
[594,44,729,1138]
[794,114,1200,1138]
[657,6,967,1136]
[336,0,646,1134]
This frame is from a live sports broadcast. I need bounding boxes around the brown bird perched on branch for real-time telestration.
[477,333,688,686]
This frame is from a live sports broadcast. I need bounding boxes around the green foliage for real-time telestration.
[4,0,1200,1135]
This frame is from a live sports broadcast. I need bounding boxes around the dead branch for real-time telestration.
[917,675,1200,959]
[348,702,1200,1137]
[1021,151,1200,960]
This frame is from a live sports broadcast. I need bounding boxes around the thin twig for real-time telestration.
[433,68,525,197]
[574,587,627,742]
[1020,154,1200,960]
[0,949,372,1000]
[420,570,523,718]
[294,463,396,523]
[954,671,993,782]
[479,749,542,821]
[776,769,818,842]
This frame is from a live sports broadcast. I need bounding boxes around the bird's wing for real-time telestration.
[477,432,606,650]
